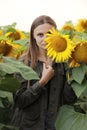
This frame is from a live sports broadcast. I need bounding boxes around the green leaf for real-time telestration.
[0,57,39,80]
[6,28,16,33]
[0,23,16,33]
[0,107,12,124]
[0,75,20,92]
[74,89,87,113]
[13,39,29,46]
[60,29,75,39]
[71,63,87,84]
[75,32,87,41]
[71,78,87,97]
[0,70,6,76]
[55,105,87,130]
[0,90,13,104]
[0,97,11,108]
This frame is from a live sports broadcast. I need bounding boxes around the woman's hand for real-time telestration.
[39,63,54,86]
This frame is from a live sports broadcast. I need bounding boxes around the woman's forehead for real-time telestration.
[34,23,53,33]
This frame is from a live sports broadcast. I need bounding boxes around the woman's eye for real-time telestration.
[47,31,51,34]
[37,33,43,37]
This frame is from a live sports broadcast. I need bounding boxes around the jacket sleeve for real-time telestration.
[14,74,43,109]
[13,73,43,108]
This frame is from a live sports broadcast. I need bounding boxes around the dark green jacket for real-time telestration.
[11,61,76,130]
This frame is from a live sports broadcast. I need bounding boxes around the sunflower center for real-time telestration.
[0,41,12,55]
[82,21,87,29]
[52,36,67,52]
[7,32,20,40]
[72,42,87,64]
[63,26,72,30]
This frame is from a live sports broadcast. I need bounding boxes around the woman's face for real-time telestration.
[33,23,53,50]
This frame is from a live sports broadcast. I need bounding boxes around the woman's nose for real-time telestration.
[43,35,46,39]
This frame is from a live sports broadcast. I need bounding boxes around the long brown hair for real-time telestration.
[22,15,57,68]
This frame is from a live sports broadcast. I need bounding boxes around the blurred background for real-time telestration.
[0,0,87,31]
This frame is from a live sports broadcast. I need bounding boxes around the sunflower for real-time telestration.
[45,28,75,63]
[5,29,27,41]
[0,39,24,58]
[61,21,74,31]
[75,19,87,32]
[71,42,87,65]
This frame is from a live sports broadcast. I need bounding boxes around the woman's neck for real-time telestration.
[38,49,52,66]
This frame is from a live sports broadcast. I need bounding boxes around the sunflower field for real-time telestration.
[0,23,39,130]
[0,19,87,130]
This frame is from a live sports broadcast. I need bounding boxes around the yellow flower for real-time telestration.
[5,29,27,40]
[0,30,3,35]
[61,21,74,31]
[75,19,87,32]
[0,39,24,58]
[71,42,87,64]
[69,59,80,68]
[45,28,74,63]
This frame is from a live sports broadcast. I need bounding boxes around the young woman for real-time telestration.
[11,15,77,130]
